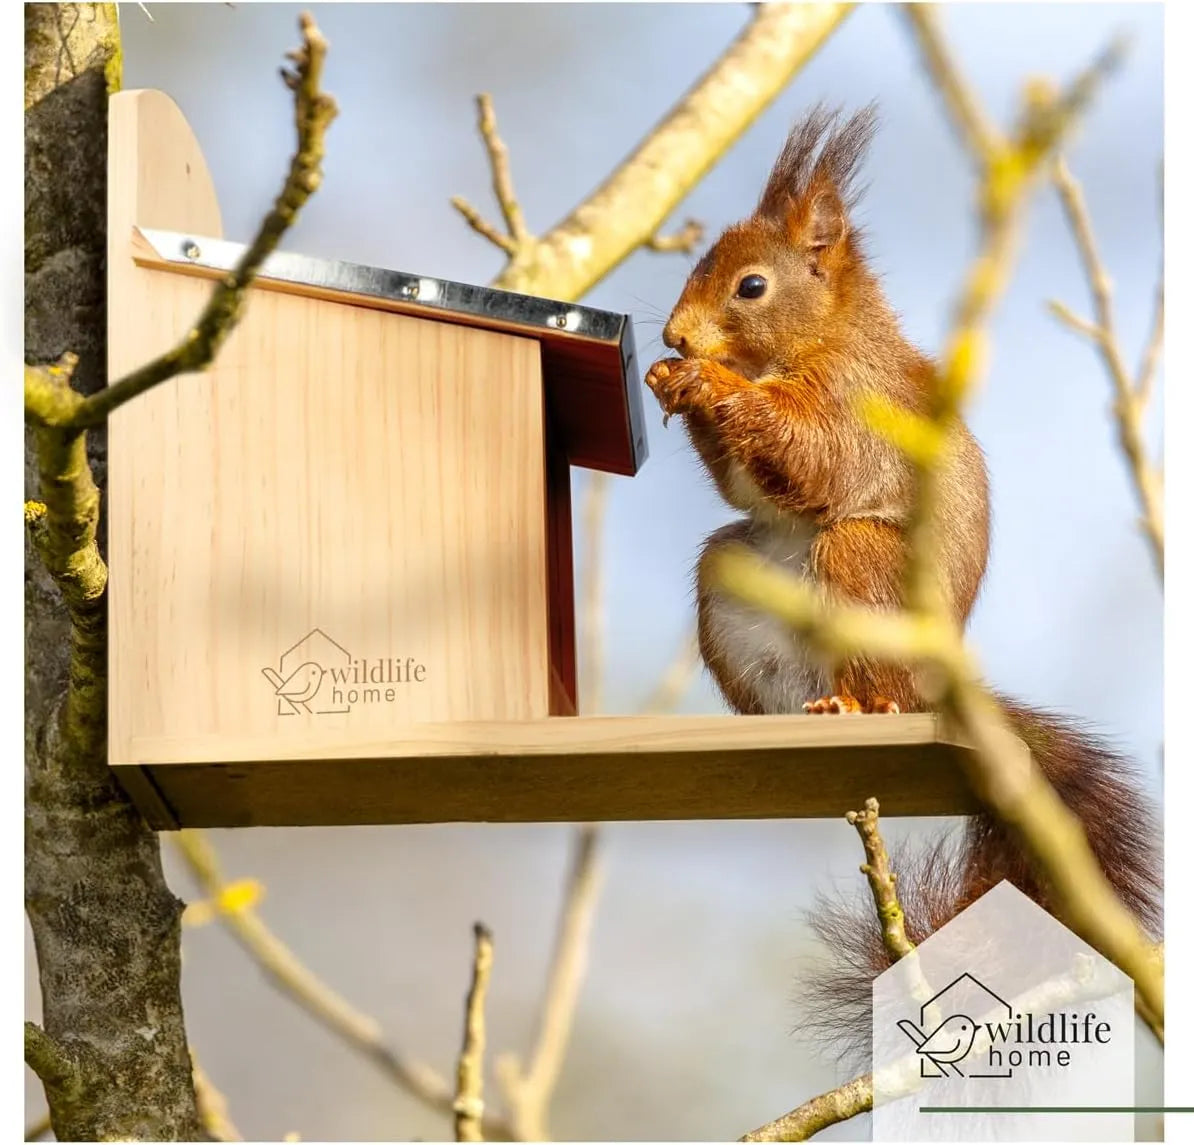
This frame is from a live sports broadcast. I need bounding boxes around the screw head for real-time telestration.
[182,240,201,260]
[400,282,419,299]
[553,314,568,329]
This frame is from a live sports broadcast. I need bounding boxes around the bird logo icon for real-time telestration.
[261,660,325,715]
[897,1014,979,1078]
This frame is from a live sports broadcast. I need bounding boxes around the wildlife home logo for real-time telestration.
[261,628,427,716]
[871,881,1134,1142]
[895,971,1113,1081]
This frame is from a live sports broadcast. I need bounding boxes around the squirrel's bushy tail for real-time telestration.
[799,695,1162,1067]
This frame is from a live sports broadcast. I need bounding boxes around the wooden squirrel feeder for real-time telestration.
[107,90,983,830]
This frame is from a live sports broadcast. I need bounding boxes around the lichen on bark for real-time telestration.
[24,4,204,1139]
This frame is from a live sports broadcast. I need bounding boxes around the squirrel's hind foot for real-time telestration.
[803,694,900,715]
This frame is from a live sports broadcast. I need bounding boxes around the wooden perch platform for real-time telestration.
[112,714,984,830]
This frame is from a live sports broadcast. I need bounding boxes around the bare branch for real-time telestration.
[847,798,942,1030]
[1136,269,1163,405]
[846,798,915,962]
[891,21,1125,617]
[26,12,338,431]
[24,355,86,428]
[1051,157,1164,577]
[1047,299,1102,342]
[646,218,705,254]
[1052,159,1129,357]
[740,1073,873,1142]
[25,1022,79,1093]
[451,195,520,255]
[450,93,529,255]
[192,1054,242,1142]
[24,1112,52,1142]
[455,924,495,1143]
[172,831,515,1140]
[495,639,698,1138]
[497,827,605,1141]
[477,93,529,244]
[902,5,1001,162]
[490,3,855,300]
[24,370,108,758]
[491,463,611,1139]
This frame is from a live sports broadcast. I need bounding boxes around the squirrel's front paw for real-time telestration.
[645,357,708,422]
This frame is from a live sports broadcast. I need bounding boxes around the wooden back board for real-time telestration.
[106,90,638,768]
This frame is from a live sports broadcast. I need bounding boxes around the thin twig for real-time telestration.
[172,831,515,1140]
[1051,157,1164,577]
[491,464,610,1140]
[450,94,528,256]
[495,633,699,1139]
[894,14,1121,616]
[1136,269,1163,405]
[450,195,519,256]
[455,924,495,1143]
[847,797,941,1026]
[24,1112,52,1142]
[902,5,999,162]
[24,12,338,431]
[646,218,705,254]
[846,798,914,962]
[192,1054,242,1142]
[496,827,605,1142]
[477,93,528,244]
[740,1073,873,1142]
[1048,299,1102,342]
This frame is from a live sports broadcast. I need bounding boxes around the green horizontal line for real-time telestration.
[920,1107,1194,1114]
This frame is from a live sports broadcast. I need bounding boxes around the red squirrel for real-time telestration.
[645,104,1161,1057]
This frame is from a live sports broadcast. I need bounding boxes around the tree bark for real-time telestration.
[25,5,204,1139]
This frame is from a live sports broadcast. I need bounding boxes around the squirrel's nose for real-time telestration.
[662,323,687,354]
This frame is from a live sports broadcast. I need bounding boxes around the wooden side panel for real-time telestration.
[112,714,986,828]
[108,91,550,767]
[545,436,577,716]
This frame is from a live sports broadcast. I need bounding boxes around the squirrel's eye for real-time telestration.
[736,274,768,300]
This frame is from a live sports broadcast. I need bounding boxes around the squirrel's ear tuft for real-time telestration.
[757,102,878,237]
[806,190,847,250]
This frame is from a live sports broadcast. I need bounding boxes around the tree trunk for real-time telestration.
[25,5,204,1138]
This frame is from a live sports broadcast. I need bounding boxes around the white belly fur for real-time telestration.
[707,465,828,712]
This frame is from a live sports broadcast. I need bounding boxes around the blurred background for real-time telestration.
[26,3,1164,1140]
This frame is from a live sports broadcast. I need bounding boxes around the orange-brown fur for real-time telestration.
[647,104,989,715]
[646,104,1161,1064]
